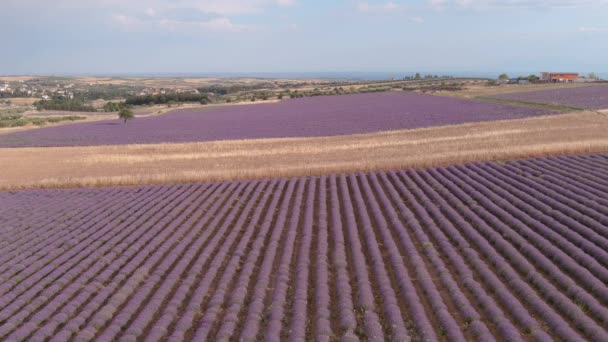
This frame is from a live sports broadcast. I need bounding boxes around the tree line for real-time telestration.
[125,93,211,106]
[197,84,274,95]
[0,90,32,98]
[75,85,142,101]
[33,98,96,112]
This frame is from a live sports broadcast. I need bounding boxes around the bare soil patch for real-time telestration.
[1,97,38,106]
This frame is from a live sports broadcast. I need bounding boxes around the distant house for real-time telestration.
[540,72,579,82]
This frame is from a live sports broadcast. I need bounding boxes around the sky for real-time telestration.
[1,0,607,76]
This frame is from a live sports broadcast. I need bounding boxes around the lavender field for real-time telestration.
[492,84,608,109]
[0,92,556,147]
[2,154,608,341]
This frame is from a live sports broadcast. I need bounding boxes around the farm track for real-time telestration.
[1,154,608,341]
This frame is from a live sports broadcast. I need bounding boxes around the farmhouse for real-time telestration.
[541,72,579,82]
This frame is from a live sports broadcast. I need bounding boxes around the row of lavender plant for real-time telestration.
[429,167,607,340]
[0,184,194,333]
[3,183,218,340]
[2,154,608,340]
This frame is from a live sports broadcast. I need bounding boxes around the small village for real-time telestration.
[495,71,601,85]
[0,78,202,101]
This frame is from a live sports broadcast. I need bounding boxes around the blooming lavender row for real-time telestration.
[2,154,608,340]
[0,92,558,147]
[491,84,608,109]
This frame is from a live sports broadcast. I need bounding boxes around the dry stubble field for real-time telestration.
[2,111,607,190]
[443,82,597,98]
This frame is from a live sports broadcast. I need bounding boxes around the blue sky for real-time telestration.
[1,0,607,76]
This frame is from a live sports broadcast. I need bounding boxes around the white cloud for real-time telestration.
[183,1,264,15]
[579,26,608,33]
[428,0,608,10]
[198,17,253,31]
[145,8,157,17]
[89,0,291,33]
[276,0,296,7]
[357,2,371,12]
[411,16,425,23]
[111,14,145,31]
[357,1,403,12]
[135,16,255,32]
[429,0,448,10]
[4,0,294,15]
[384,2,398,9]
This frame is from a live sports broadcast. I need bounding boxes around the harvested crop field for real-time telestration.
[2,111,608,191]
[0,92,557,147]
[491,84,608,109]
[2,154,608,341]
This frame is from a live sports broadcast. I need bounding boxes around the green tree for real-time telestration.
[499,73,510,80]
[103,101,123,112]
[34,98,96,112]
[118,107,134,124]
[414,73,421,79]
[589,72,598,80]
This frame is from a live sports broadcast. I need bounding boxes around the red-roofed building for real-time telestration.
[541,72,579,82]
